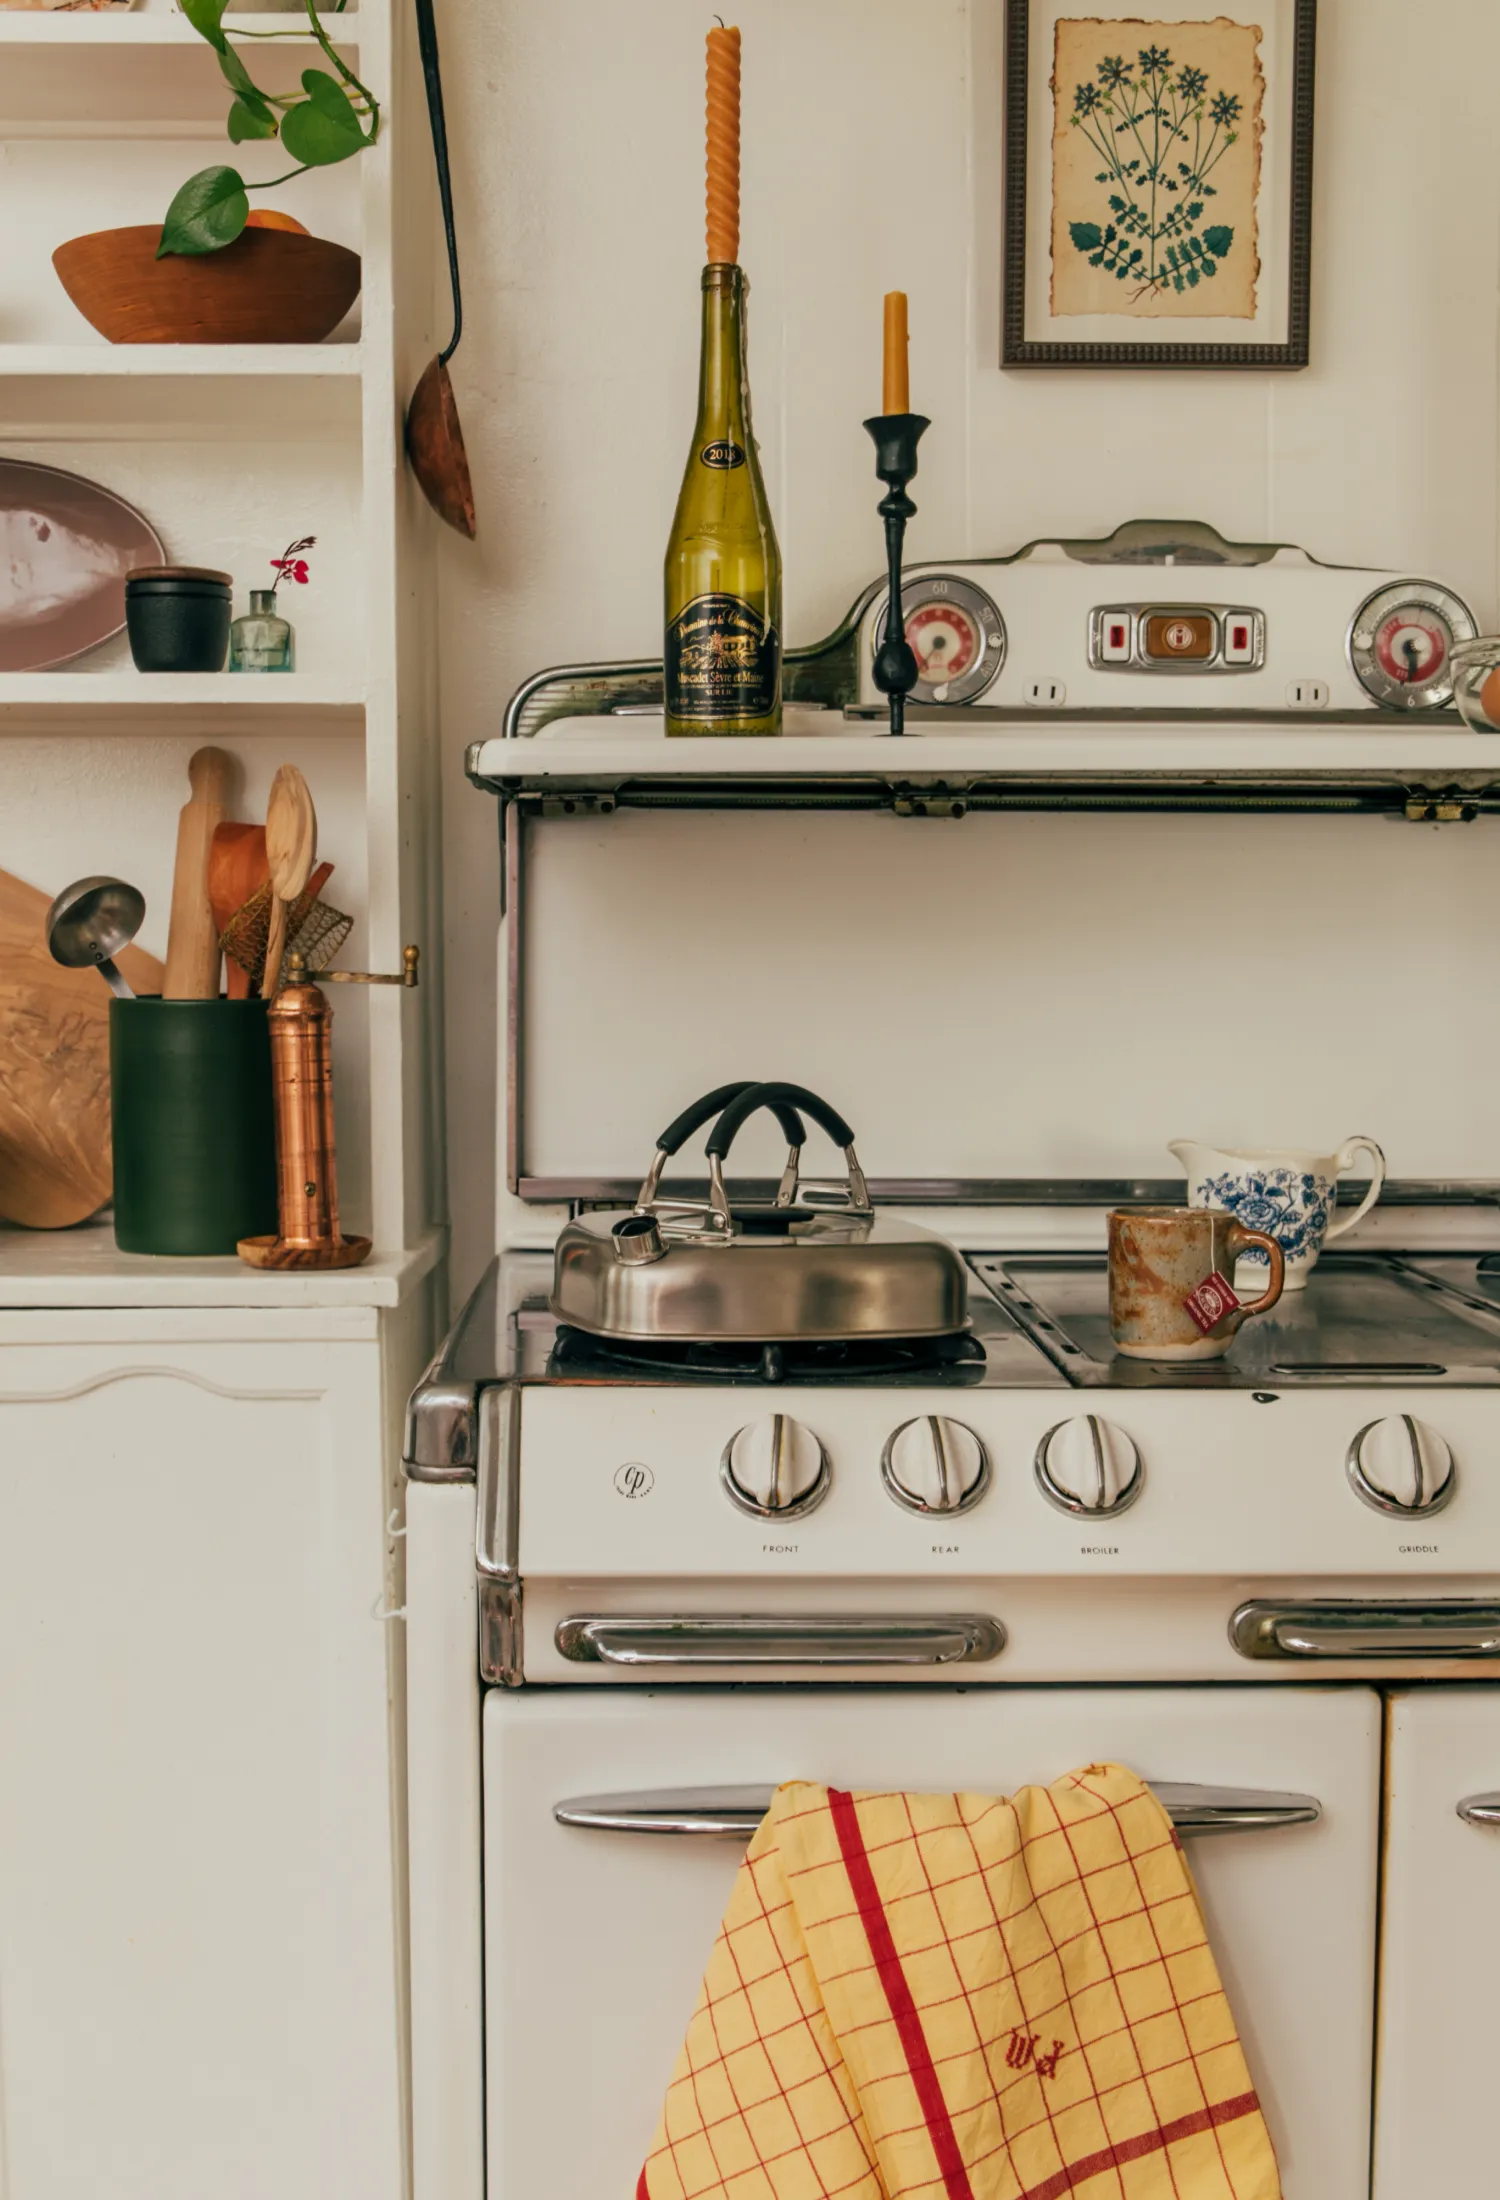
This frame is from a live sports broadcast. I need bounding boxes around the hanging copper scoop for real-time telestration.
[235,946,419,1271]
[404,0,476,538]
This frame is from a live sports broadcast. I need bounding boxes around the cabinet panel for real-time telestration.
[487,1685,1382,2200]
[1375,1685,1500,2200]
[0,1341,403,2200]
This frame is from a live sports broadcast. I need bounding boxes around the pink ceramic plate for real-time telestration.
[0,459,165,671]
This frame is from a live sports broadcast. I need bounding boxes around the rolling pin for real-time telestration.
[163,746,234,999]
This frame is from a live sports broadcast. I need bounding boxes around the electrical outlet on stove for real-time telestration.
[1025,677,1067,707]
[1287,678,1329,709]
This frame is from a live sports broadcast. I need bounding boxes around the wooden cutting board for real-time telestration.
[0,866,164,1229]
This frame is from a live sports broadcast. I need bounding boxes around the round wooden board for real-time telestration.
[0,867,163,1229]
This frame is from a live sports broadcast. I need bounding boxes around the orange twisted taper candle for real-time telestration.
[705,23,741,264]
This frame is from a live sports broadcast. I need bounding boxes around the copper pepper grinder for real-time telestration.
[237,950,371,1269]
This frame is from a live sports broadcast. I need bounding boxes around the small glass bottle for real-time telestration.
[229,589,294,673]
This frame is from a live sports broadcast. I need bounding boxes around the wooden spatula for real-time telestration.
[262,765,317,996]
[208,821,269,1000]
[163,746,234,999]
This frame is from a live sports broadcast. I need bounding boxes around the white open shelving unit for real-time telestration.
[0,0,444,1296]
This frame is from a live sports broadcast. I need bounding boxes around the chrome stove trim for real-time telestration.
[477,1387,523,1686]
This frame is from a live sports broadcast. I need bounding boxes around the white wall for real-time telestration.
[436,0,1500,1302]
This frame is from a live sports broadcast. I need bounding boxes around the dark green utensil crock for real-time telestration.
[110,997,277,1255]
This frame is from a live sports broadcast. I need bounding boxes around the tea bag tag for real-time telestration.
[1184,1271,1241,1335]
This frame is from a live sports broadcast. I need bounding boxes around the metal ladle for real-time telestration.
[45,875,146,1000]
[403,0,477,539]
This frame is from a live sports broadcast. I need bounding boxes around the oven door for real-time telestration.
[483,1685,1380,2200]
[1373,1684,1500,2198]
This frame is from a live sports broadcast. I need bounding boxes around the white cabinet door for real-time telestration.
[0,1332,404,2200]
[485,1684,1381,2200]
[1374,1685,1500,2200]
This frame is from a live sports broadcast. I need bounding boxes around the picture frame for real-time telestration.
[1001,0,1316,368]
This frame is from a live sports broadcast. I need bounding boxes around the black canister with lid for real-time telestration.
[125,565,233,672]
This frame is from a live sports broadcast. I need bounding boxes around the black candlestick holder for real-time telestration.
[862,411,929,736]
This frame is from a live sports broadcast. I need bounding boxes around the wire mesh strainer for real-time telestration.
[220,878,353,990]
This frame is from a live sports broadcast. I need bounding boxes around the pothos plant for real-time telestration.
[158,0,379,258]
[1067,47,1242,299]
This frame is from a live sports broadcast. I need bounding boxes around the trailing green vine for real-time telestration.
[158,0,379,257]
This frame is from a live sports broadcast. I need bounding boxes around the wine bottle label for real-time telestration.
[699,439,746,470]
[665,594,780,721]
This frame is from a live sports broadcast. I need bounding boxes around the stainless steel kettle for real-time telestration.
[550,1081,968,1343]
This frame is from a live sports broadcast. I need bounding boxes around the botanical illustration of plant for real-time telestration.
[1048,18,1263,320]
[1068,44,1240,296]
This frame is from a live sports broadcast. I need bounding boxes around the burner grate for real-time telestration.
[548,1325,986,1385]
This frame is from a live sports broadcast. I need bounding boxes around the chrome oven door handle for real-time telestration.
[553,1614,1006,1667]
[1458,1792,1500,1827]
[552,1781,1320,1840]
[1231,1599,1500,1660]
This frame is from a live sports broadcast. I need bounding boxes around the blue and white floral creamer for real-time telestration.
[1168,1137,1387,1291]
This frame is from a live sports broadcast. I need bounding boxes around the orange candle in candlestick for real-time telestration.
[883,291,909,413]
[706,25,741,265]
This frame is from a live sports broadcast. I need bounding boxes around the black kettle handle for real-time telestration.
[705,1082,856,1161]
[654,1081,805,1159]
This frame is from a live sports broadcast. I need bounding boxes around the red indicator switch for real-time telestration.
[1223,613,1259,665]
[1099,612,1133,663]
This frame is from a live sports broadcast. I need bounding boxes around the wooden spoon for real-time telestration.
[262,765,317,996]
[403,0,477,539]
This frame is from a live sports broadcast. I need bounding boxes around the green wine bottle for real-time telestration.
[664,263,782,737]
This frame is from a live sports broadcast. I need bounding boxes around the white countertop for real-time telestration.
[0,1220,444,1310]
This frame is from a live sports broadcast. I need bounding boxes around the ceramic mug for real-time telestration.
[1108,1207,1286,1361]
[1168,1137,1386,1291]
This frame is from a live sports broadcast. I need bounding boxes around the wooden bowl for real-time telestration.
[52,225,361,345]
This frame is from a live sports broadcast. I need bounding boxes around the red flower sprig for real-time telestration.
[269,535,316,594]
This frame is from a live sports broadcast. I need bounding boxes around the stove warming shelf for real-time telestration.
[469,719,1500,818]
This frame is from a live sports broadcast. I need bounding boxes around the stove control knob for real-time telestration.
[1348,1415,1455,1516]
[882,1416,990,1515]
[721,1415,830,1518]
[1035,1416,1143,1517]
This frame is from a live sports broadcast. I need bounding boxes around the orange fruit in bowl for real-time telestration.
[245,210,311,235]
[1480,665,1500,729]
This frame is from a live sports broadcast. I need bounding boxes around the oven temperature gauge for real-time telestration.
[887,575,1007,706]
[1347,581,1477,711]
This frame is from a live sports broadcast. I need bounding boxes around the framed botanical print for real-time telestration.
[1002,0,1316,367]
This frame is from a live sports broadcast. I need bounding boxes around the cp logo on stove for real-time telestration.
[614,1463,655,1499]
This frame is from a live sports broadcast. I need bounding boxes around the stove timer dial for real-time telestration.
[1347,1414,1455,1517]
[1347,581,1476,711]
[721,1415,830,1519]
[882,1416,990,1515]
[1035,1416,1144,1518]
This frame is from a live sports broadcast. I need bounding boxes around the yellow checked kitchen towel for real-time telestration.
[638,1765,1281,2200]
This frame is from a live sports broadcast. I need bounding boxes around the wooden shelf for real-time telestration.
[0,12,360,135]
[0,11,356,45]
[0,674,365,733]
[0,345,362,438]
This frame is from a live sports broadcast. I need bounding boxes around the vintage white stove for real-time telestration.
[404,519,1500,2200]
